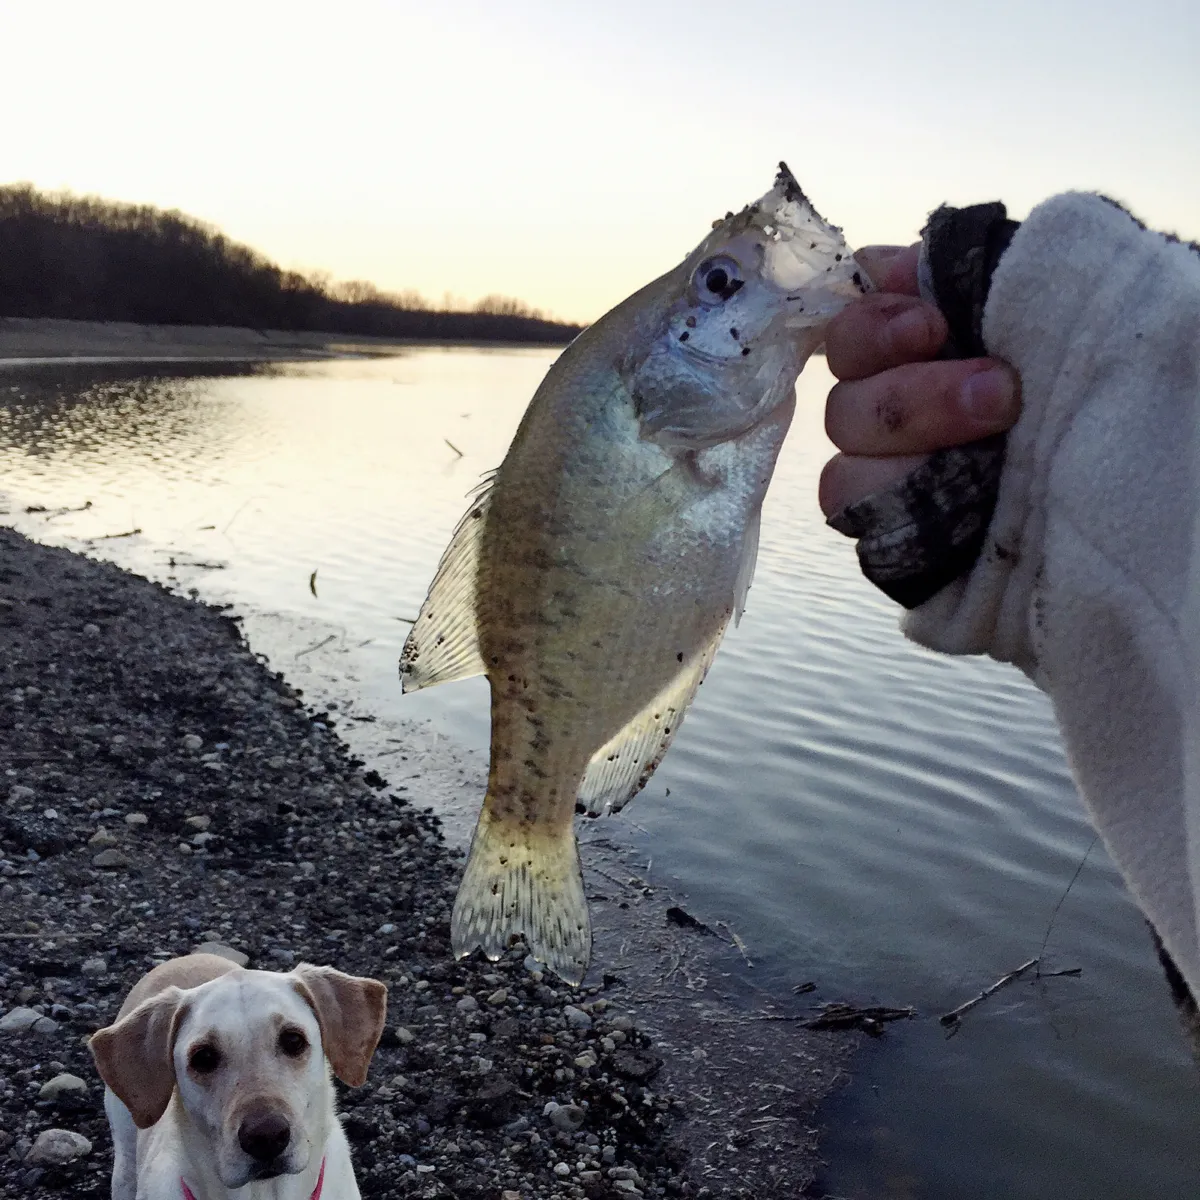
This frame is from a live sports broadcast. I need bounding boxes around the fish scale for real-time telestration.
[401,163,868,982]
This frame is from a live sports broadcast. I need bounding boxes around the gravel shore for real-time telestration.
[0,527,858,1198]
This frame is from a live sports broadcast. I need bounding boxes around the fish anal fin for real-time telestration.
[577,630,724,818]
[451,806,590,986]
[400,478,492,692]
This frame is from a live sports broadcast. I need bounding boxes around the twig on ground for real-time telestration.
[91,528,141,540]
[444,439,464,457]
[295,633,337,658]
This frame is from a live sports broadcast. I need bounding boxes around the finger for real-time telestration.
[825,293,948,382]
[855,242,921,295]
[819,453,927,518]
[825,359,1020,456]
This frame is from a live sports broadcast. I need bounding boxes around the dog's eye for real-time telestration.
[188,1044,221,1074]
[278,1028,309,1058]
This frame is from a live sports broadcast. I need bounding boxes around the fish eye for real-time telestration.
[188,1043,221,1074]
[694,256,744,304]
[278,1027,309,1058]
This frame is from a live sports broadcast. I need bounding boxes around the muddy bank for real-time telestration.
[0,528,861,1198]
[0,317,549,364]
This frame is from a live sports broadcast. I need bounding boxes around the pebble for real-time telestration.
[550,1104,586,1132]
[82,622,101,637]
[8,785,35,803]
[124,812,148,826]
[0,1007,49,1034]
[394,1026,416,1044]
[87,828,119,848]
[194,941,248,967]
[184,814,211,831]
[81,957,107,977]
[92,848,130,869]
[181,733,203,752]
[38,1072,88,1100]
[563,1005,592,1030]
[25,1128,92,1165]
[456,996,479,1013]
[553,1161,572,1177]
[486,988,508,1006]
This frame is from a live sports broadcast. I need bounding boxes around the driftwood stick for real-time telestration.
[939,956,1039,1027]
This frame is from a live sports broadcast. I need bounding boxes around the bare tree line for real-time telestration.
[0,184,581,344]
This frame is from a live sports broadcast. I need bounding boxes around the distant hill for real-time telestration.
[0,184,581,344]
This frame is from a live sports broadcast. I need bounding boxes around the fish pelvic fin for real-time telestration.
[451,804,590,986]
[733,505,761,627]
[577,626,725,818]
[400,476,493,692]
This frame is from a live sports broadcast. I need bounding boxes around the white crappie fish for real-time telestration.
[401,164,867,983]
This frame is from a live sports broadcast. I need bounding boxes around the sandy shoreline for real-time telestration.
[0,317,563,364]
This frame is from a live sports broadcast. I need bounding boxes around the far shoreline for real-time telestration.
[0,315,575,365]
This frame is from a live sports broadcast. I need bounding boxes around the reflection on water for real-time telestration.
[1,351,1198,1198]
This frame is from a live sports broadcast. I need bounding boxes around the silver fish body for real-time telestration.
[401,164,866,982]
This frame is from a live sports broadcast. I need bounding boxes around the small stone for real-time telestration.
[124,812,148,826]
[502,1192,522,1200]
[91,849,129,869]
[8,785,35,803]
[394,1026,416,1044]
[87,828,118,848]
[82,622,101,637]
[377,923,395,935]
[25,1128,91,1165]
[609,1014,634,1032]
[456,996,479,1014]
[191,832,216,847]
[182,734,203,752]
[574,1051,597,1069]
[81,958,107,977]
[0,1007,43,1033]
[268,948,296,965]
[39,1073,87,1101]
[486,989,508,1006]
[42,808,58,819]
[563,1005,592,1030]
[554,1161,571,1177]
[184,815,211,831]
[178,843,192,855]
[549,1104,585,1132]
[194,942,248,967]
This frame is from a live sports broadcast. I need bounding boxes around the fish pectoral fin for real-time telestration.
[577,630,725,817]
[451,806,590,985]
[733,505,761,627]
[400,476,493,692]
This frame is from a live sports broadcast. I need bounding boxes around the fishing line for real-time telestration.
[1036,833,1099,977]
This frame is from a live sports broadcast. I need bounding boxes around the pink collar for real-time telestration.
[181,1156,325,1200]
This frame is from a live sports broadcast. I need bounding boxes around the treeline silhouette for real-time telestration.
[0,185,581,344]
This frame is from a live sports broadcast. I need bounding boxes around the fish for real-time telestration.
[400,163,867,983]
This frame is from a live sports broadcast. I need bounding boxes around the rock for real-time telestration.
[456,996,479,1014]
[181,734,203,752]
[124,812,148,826]
[191,831,216,847]
[563,1005,592,1030]
[574,1051,597,1069]
[486,988,508,1006]
[0,1006,44,1033]
[194,941,248,967]
[25,1128,92,1165]
[87,828,119,848]
[39,1073,88,1100]
[80,957,107,977]
[609,1014,634,1032]
[82,622,101,637]
[8,785,35,803]
[184,814,211,831]
[549,1104,585,1132]
[92,848,129,869]
[554,1161,571,1176]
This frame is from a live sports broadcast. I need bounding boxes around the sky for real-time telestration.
[5,0,1198,324]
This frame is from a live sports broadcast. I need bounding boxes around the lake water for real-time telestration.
[1,350,1197,1198]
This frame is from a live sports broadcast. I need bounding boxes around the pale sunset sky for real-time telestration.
[6,0,1197,324]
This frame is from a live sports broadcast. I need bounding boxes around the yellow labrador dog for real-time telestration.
[89,953,387,1200]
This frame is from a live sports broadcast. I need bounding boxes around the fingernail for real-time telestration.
[885,309,933,356]
[961,368,1017,425]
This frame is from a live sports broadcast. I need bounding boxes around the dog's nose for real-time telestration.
[238,1112,291,1162]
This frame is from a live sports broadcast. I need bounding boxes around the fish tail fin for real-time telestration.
[451,804,590,986]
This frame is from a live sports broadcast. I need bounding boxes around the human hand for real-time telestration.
[818,244,1022,518]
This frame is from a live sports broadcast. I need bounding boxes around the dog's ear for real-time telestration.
[89,987,187,1128]
[292,964,388,1087]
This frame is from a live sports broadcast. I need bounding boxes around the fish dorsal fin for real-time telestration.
[576,627,725,817]
[399,478,493,692]
[733,505,761,627]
